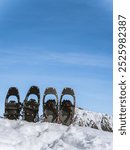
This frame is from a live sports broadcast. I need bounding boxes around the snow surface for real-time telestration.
[0,108,113,150]
[0,118,112,150]
[74,108,113,132]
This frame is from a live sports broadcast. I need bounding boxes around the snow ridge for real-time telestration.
[0,118,112,150]
[73,108,113,132]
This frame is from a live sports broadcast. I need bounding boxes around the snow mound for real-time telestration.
[0,118,112,150]
[73,108,113,132]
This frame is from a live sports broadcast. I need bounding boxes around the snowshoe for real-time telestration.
[59,88,76,126]
[4,87,22,120]
[23,86,40,122]
[43,87,58,123]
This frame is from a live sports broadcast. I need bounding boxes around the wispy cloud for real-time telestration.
[0,49,112,69]
[43,52,112,69]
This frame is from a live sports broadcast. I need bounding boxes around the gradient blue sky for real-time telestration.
[0,0,113,115]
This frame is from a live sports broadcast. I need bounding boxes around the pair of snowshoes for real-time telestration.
[43,87,76,126]
[4,86,40,122]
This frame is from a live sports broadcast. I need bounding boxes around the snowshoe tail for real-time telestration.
[59,87,76,126]
[23,86,40,122]
[43,87,58,123]
[4,87,22,120]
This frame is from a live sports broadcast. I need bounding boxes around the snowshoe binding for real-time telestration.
[43,87,58,123]
[23,86,40,122]
[4,87,22,120]
[59,88,76,126]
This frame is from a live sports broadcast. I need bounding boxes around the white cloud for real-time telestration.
[43,52,112,69]
[0,49,112,69]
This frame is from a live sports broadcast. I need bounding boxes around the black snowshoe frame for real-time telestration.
[43,87,58,123]
[4,87,22,120]
[23,86,40,122]
[59,87,76,126]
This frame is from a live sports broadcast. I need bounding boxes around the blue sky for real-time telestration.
[0,0,113,115]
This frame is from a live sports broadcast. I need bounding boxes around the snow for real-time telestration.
[0,107,113,150]
[74,108,113,132]
[0,119,112,150]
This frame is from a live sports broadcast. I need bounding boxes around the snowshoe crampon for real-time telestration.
[43,87,58,123]
[23,86,40,122]
[4,87,22,120]
[59,88,76,126]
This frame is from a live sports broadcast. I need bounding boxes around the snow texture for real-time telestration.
[0,108,112,150]
[74,108,113,132]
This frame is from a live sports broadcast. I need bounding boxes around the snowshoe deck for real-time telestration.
[59,88,76,126]
[43,87,58,123]
[23,86,40,122]
[4,87,22,120]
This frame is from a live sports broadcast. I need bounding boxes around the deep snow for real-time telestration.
[0,119,112,150]
[0,108,113,150]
